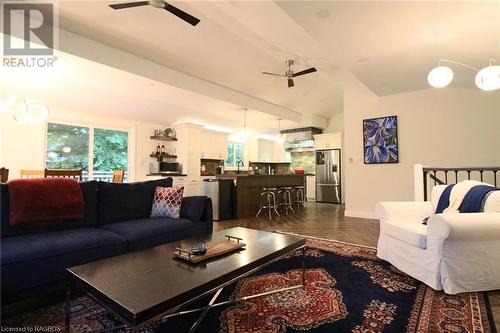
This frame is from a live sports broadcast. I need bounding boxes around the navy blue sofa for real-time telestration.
[0,178,213,304]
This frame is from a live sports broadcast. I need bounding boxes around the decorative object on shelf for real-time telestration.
[427,59,500,91]
[173,235,245,263]
[154,129,163,136]
[363,115,398,164]
[164,127,176,139]
[0,94,49,123]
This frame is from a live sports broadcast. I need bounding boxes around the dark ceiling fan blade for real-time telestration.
[292,67,317,78]
[288,78,295,88]
[164,2,200,26]
[262,71,287,77]
[109,1,149,10]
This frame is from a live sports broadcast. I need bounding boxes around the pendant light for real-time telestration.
[475,60,500,91]
[275,118,284,144]
[240,108,249,142]
[427,59,500,91]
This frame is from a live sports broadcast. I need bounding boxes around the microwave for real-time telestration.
[149,162,181,174]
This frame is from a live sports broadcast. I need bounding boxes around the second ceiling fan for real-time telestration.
[109,0,200,26]
[262,60,317,88]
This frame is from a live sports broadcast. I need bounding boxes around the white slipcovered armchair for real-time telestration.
[376,185,500,294]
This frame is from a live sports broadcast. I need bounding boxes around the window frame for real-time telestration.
[44,119,135,181]
[225,142,245,168]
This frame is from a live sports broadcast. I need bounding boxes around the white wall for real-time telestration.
[343,82,500,218]
[0,107,168,181]
[324,112,344,133]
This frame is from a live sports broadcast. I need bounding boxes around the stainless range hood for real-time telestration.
[281,127,322,152]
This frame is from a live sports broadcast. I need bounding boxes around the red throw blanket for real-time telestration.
[8,178,84,226]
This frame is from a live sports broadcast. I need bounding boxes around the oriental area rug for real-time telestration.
[4,233,497,333]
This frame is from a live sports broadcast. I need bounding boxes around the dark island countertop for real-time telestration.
[146,173,188,177]
[216,174,307,218]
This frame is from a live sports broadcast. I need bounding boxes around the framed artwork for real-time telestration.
[363,115,398,164]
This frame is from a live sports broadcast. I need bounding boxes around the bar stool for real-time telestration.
[277,186,295,215]
[256,187,280,219]
[291,185,306,211]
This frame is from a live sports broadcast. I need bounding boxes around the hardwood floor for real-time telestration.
[215,202,379,247]
[215,202,499,331]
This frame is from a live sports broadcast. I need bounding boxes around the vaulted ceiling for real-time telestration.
[3,1,499,134]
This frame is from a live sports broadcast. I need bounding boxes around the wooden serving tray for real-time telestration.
[173,235,246,263]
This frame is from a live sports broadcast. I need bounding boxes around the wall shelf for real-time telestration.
[150,136,178,141]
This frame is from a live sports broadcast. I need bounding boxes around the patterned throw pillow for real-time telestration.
[151,186,184,219]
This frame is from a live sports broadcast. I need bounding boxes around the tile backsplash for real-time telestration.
[290,151,315,174]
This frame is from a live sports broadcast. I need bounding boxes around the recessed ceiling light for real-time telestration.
[316,9,330,18]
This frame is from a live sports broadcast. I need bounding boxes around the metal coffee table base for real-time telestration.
[65,246,306,333]
[165,283,305,333]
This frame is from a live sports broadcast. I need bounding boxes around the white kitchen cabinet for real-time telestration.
[313,132,342,150]
[172,177,199,196]
[306,175,316,200]
[200,130,228,160]
[186,179,200,196]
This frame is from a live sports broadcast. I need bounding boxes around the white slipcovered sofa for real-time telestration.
[376,184,500,294]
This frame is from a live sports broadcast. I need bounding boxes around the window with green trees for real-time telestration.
[225,143,244,167]
[93,128,128,173]
[46,123,128,181]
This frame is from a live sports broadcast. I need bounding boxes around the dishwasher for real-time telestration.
[201,179,234,220]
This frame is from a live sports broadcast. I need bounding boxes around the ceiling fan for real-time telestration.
[109,0,200,26]
[262,60,317,88]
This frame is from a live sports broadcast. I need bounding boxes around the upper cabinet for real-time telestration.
[313,132,343,150]
[200,129,228,160]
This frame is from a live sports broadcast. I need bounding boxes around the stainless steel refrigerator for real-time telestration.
[315,149,341,203]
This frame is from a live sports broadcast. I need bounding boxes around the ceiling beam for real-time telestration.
[57,27,303,123]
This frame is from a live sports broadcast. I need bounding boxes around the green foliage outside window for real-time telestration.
[46,123,89,170]
[46,123,128,180]
[225,143,244,167]
[93,128,128,171]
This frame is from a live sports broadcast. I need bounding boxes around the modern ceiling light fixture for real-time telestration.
[109,0,200,26]
[427,59,500,91]
[230,108,250,143]
[0,95,49,123]
[275,118,284,144]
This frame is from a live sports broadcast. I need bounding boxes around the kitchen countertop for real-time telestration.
[146,173,188,177]
[216,173,313,178]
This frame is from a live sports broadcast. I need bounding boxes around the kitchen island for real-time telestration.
[216,174,306,218]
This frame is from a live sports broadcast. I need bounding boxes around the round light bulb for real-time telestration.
[427,66,454,88]
[25,100,49,123]
[8,96,29,122]
[475,65,500,91]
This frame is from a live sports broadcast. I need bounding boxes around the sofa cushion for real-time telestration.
[1,181,99,238]
[151,186,184,218]
[1,228,127,293]
[99,217,207,252]
[98,178,173,225]
[484,191,500,212]
[384,221,427,249]
[180,196,208,221]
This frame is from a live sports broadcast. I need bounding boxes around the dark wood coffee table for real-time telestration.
[65,227,305,333]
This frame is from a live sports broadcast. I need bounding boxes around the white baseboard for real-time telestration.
[344,210,378,219]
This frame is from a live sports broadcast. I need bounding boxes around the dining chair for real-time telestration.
[44,169,83,181]
[112,170,125,183]
[0,167,9,183]
[20,169,45,179]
